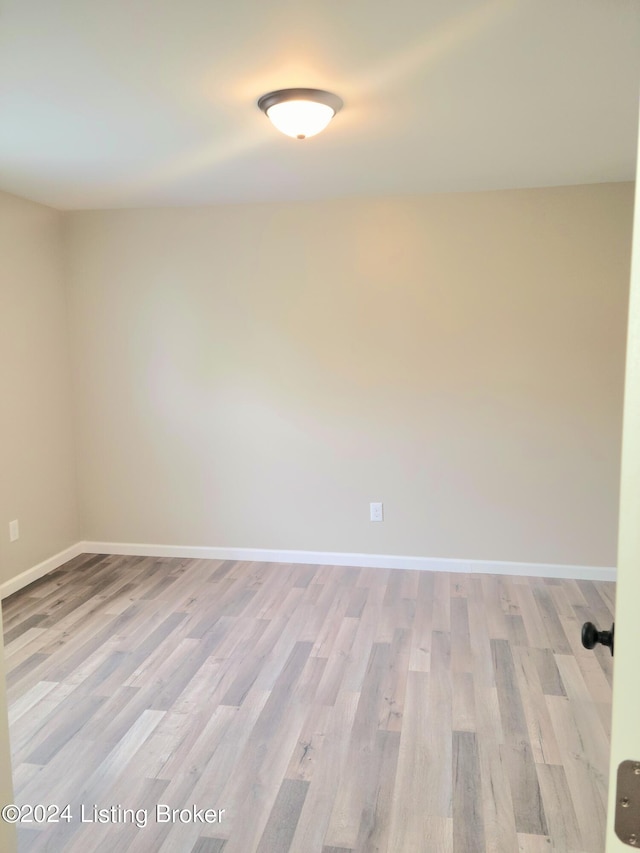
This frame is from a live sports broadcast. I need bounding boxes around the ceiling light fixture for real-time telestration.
[257,88,343,140]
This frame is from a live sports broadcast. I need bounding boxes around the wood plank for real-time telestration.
[353,730,400,853]
[387,670,431,852]
[288,693,358,853]
[535,763,582,851]
[511,647,562,766]
[255,778,309,853]
[532,586,572,654]
[450,597,472,673]
[324,642,392,848]
[190,840,226,853]
[546,695,607,853]
[452,671,475,733]
[491,639,548,835]
[452,731,485,852]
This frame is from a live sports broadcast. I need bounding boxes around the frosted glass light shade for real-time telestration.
[266,100,335,139]
[258,89,343,140]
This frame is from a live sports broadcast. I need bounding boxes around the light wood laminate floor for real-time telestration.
[2,554,615,852]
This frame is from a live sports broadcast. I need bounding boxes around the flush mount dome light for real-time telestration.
[257,88,343,139]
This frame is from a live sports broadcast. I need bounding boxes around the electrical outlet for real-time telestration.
[9,519,19,542]
[370,502,384,522]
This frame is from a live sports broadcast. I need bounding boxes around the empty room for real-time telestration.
[1,1,640,852]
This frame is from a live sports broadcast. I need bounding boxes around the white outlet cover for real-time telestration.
[370,502,384,522]
[9,519,19,541]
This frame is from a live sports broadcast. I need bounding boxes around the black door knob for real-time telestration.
[581,621,614,656]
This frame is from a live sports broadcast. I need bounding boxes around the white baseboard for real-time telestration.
[79,540,616,582]
[0,542,84,600]
[0,540,615,600]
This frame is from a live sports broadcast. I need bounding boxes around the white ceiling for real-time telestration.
[1,0,639,210]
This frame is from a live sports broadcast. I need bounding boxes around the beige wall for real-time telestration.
[65,184,633,567]
[0,191,79,586]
